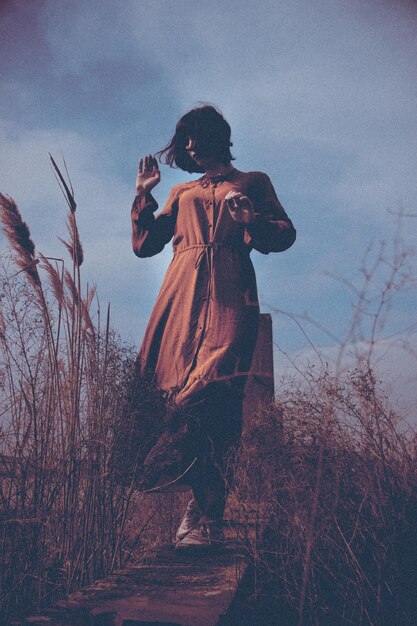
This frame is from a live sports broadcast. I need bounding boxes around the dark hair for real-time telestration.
[155,104,234,173]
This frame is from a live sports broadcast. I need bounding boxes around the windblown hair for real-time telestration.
[155,104,235,173]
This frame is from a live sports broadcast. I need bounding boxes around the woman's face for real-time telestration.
[185,136,224,169]
[185,137,211,167]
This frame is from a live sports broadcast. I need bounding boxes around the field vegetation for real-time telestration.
[0,164,416,625]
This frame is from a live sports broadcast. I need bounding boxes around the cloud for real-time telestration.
[0,121,127,235]
[2,0,416,223]
[0,0,416,358]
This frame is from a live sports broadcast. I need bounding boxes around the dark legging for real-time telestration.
[182,380,244,521]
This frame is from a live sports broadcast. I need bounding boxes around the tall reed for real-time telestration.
[0,163,155,623]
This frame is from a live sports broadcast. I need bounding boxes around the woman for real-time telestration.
[131,104,296,550]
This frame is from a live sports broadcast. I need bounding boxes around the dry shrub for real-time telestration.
[232,365,417,625]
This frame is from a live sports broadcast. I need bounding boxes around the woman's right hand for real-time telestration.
[136,154,161,196]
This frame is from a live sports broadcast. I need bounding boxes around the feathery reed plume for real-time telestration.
[0,193,41,290]
[84,284,97,311]
[58,213,84,266]
[49,154,76,213]
[50,154,83,265]
[64,267,94,334]
[39,254,64,306]
[82,285,96,337]
[64,269,78,306]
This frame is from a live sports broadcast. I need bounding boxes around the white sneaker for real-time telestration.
[175,499,201,542]
[175,520,224,551]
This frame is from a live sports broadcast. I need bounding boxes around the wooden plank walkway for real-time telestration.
[18,537,248,626]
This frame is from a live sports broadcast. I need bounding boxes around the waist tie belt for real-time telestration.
[173,242,233,270]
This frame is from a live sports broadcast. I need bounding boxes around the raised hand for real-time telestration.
[136,154,161,196]
[225,191,255,225]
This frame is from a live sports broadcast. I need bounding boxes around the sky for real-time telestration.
[0,0,416,419]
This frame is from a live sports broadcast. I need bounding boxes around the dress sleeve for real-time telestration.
[131,187,178,257]
[244,173,296,254]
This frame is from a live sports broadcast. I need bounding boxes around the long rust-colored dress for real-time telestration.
[131,169,295,410]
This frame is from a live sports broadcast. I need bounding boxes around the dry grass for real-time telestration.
[229,369,417,625]
[229,226,417,625]
[0,164,172,624]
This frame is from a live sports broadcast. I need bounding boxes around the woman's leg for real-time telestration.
[185,380,244,522]
[191,456,226,522]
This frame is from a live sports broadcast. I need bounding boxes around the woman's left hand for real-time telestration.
[225,191,255,225]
